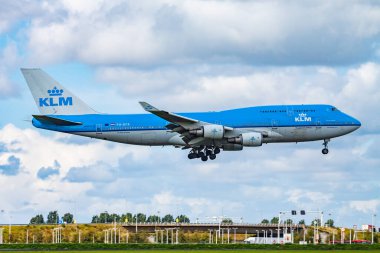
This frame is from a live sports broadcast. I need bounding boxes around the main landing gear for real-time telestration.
[187,146,221,161]
[322,139,330,155]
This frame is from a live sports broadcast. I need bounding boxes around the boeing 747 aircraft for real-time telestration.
[21,69,361,161]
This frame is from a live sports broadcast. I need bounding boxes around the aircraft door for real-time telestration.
[315,118,322,137]
[96,124,102,135]
[286,106,294,117]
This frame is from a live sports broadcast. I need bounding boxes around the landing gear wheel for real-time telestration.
[214,147,220,154]
[206,149,212,156]
[198,151,205,157]
[201,156,208,162]
[321,139,330,155]
[209,154,216,160]
[188,153,198,159]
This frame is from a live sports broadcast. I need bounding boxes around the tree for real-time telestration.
[261,219,269,224]
[47,211,59,224]
[91,215,100,223]
[147,215,161,223]
[30,214,44,224]
[298,219,305,225]
[134,213,146,223]
[109,213,121,223]
[162,214,174,223]
[325,219,334,227]
[222,218,233,225]
[270,217,279,224]
[176,215,190,223]
[62,213,74,224]
[98,212,110,223]
[311,219,321,226]
[121,213,133,223]
[285,218,293,225]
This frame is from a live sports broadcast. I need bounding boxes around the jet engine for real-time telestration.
[189,124,225,139]
[228,132,263,147]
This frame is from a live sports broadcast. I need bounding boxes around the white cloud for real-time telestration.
[286,189,333,207]
[150,191,243,219]
[0,124,139,221]
[349,200,380,214]
[24,0,380,66]
[0,43,21,98]
[0,1,42,34]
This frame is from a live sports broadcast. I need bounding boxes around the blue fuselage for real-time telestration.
[32,104,360,147]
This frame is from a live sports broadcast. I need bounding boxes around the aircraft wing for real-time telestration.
[139,102,200,126]
[139,102,233,145]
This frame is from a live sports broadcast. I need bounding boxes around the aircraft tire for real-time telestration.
[322,148,329,155]
[201,156,208,162]
[209,154,216,160]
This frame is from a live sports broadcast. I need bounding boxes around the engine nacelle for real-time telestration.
[228,132,263,147]
[189,124,225,140]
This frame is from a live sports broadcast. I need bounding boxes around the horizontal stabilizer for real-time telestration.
[33,115,82,126]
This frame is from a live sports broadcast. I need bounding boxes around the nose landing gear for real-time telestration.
[322,139,330,155]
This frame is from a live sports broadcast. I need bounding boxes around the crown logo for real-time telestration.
[48,87,64,96]
[299,113,307,117]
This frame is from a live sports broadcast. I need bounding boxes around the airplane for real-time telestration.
[21,68,361,161]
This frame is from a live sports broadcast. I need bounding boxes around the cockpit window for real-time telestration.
[331,107,338,111]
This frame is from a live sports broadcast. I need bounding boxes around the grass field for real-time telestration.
[9,251,380,253]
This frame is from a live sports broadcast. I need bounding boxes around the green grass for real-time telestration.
[6,251,380,253]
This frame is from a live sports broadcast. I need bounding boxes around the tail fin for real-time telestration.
[21,68,97,115]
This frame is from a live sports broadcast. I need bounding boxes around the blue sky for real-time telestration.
[0,0,380,227]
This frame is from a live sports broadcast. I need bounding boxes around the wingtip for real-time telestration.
[138,101,158,111]
[20,68,42,74]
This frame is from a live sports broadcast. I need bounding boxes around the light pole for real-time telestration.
[135,213,138,233]
[8,212,11,244]
[278,212,284,243]
[269,229,273,244]
[262,230,266,244]
[328,213,331,227]
[372,214,377,244]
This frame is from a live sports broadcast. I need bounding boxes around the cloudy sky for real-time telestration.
[0,0,380,227]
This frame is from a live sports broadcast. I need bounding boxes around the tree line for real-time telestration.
[30,211,74,224]
[29,212,334,227]
[91,212,190,223]
[260,217,334,227]
[29,211,190,224]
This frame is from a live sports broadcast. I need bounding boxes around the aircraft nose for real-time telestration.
[351,116,361,130]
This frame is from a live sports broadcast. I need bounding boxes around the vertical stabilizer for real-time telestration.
[21,68,97,115]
